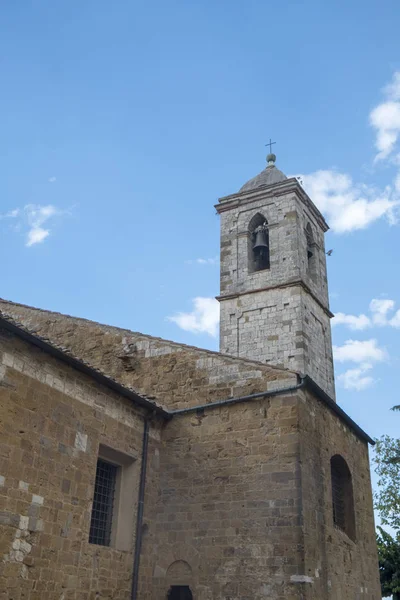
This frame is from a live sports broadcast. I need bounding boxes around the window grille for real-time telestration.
[89,458,118,546]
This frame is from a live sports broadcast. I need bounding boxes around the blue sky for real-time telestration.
[1,0,400,462]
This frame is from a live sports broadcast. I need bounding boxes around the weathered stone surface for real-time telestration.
[0,330,151,599]
[0,326,380,599]
[0,298,295,411]
[217,177,335,399]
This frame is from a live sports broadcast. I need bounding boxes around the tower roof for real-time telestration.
[239,154,287,192]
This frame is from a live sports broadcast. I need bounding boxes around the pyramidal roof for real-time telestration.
[239,153,287,193]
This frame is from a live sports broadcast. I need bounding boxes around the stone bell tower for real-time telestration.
[216,153,335,399]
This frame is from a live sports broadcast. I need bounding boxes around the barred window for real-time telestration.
[330,454,356,541]
[89,458,118,546]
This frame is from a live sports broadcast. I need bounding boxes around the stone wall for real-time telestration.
[138,387,379,600]
[298,389,381,600]
[0,328,159,600]
[140,392,305,600]
[219,285,334,399]
[0,306,379,600]
[217,180,335,398]
[0,300,297,411]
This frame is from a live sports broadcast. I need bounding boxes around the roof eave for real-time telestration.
[303,375,375,445]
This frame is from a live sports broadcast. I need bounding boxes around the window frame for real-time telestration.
[89,457,119,547]
[89,444,138,551]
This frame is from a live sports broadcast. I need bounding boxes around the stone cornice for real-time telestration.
[216,279,334,318]
[215,178,329,233]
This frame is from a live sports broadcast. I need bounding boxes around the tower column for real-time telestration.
[216,154,335,399]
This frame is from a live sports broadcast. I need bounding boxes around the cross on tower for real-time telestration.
[265,138,276,153]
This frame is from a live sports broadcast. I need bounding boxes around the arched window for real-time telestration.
[330,454,356,540]
[305,223,317,280]
[248,213,270,273]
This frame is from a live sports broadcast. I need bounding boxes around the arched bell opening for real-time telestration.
[248,213,270,273]
[306,222,317,280]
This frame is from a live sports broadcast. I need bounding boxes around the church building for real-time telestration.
[0,154,380,599]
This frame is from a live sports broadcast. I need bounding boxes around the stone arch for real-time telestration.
[166,560,193,586]
[153,543,200,579]
[248,212,270,273]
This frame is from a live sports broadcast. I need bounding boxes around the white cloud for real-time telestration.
[48,176,56,183]
[24,204,58,247]
[389,309,400,328]
[332,297,400,330]
[337,363,376,391]
[168,297,220,337]
[332,312,371,330]
[185,256,218,265]
[369,298,395,325]
[300,170,399,233]
[333,339,387,364]
[26,227,50,247]
[0,208,20,219]
[370,102,400,161]
[298,73,400,234]
[384,71,400,101]
[370,72,400,161]
[0,204,63,247]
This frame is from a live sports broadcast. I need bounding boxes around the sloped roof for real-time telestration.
[0,298,375,444]
[0,309,169,418]
[0,298,294,402]
[239,164,287,192]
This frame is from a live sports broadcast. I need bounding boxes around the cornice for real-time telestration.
[216,279,334,318]
[215,178,329,233]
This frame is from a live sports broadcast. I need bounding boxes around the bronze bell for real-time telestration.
[253,228,269,253]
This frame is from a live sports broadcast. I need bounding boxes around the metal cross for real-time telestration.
[265,138,276,153]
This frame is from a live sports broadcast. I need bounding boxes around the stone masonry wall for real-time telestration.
[217,181,335,398]
[0,300,297,411]
[220,285,335,399]
[0,328,160,600]
[298,389,381,600]
[138,387,379,600]
[140,392,306,600]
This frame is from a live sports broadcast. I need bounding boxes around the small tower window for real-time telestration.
[330,455,356,541]
[306,223,317,279]
[248,213,270,273]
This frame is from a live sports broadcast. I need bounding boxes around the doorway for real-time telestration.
[167,585,193,600]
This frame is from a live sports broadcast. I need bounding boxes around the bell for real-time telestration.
[253,229,269,253]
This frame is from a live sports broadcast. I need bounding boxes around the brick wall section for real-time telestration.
[0,328,161,600]
[298,390,381,600]
[140,393,306,600]
[0,301,297,410]
[138,389,380,600]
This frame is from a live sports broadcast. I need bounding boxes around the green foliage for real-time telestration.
[375,435,400,530]
[377,527,400,598]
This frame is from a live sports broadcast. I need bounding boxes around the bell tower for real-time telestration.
[216,153,335,399]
